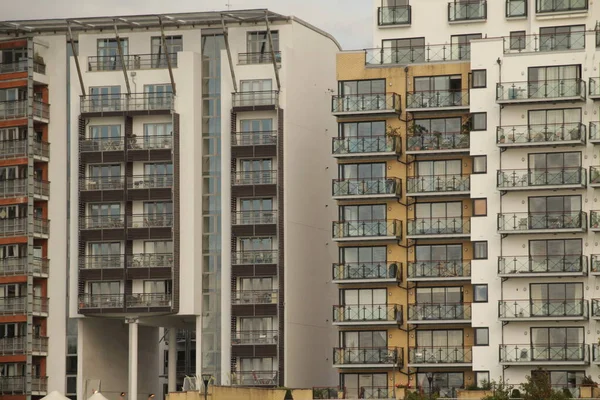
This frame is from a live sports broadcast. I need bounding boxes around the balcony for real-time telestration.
[332,219,402,242]
[232,131,277,158]
[79,255,125,270]
[497,212,587,234]
[238,52,281,65]
[232,290,278,305]
[593,344,600,364]
[232,330,277,345]
[591,299,600,319]
[78,294,124,312]
[0,100,26,121]
[497,168,586,191]
[536,0,588,14]
[332,178,401,200]
[0,179,26,198]
[81,215,125,230]
[406,132,469,155]
[127,175,173,201]
[32,101,49,122]
[405,90,469,112]
[591,255,600,275]
[496,79,586,104]
[332,261,401,284]
[126,293,172,309]
[407,217,471,239]
[0,336,48,355]
[590,78,600,100]
[80,93,174,116]
[33,180,49,199]
[590,122,600,144]
[0,218,26,237]
[500,344,589,365]
[0,296,26,314]
[506,0,527,17]
[378,5,411,26]
[232,371,277,386]
[448,0,487,22]
[591,211,600,231]
[407,303,471,324]
[80,137,125,153]
[498,255,587,277]
[0,376,48,395]
[32,296,48,315]
[365,43,471,66]
[333,347,402,368]
[332,136,401,158]
[332,304,402,326]
[231,250,277,265]
[497,123,586,148]
[128,214,173,239]
[407,260,471,282]
[33,140,49,160]
[232,170,277,186]
[0,140,27,159]
[498,299,588,321]
[232,90,279,111]
[408,346,472,367]
[87,53,178,71]
[406,174,470,197]
[331,93,401,117]
[80,177,125,193]
[0,257,49,277]
[233,211,277,226]
[503,32,586,53]
[127,253,173,269]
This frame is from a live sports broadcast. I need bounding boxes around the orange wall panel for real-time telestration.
[0,80,27,89]
[0,316,27,323]
[0,237,27,245]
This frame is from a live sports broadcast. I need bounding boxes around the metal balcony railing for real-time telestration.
[333,304,401,323]
[80,137,125,152]
[33,140,49,158]
[80,177,125,191]
[332,135,400,156]
[498,211,586,232]
[499,299,588,318]
[590,77,600,97]
[80,255,125,269]
[506,0,527,16]
[332,261,401,281]
[594,344,600,363]
[33,296,48,314]
[333,219,402,239]
[0,60,27,73]
[238,51,281,65]
[406,174,470,194]
[232,90,279,108]
[0,376,48,394]
[407,260,471,279]
[128,213,173,228]
[232,131,277,146]
[497,167,586,189]
[536,0,588,13]
[33,180,49,197]
[500,344,588,363]
[232,170,277,185]
[497,79,586,101]
[88,53,178,71]
[591,122,600,142]
[0,296,26,314]
[80,93,174,113]
[81,215,125,230]
[332,178,401,198]
[409,346,472,364]
[406,89,469,109]
[366,44,471,65]
[127,253,173,268]
[332,93,401,114]
[498,255,587,275]
[407,217,471,236]
[497,122,586,145]
[0,100,26,120]
[127,174,173,189]
[32,101,49,120]
[333,347,401,366]
[408,303,471,321]
[591,299,600,317]
[79,294,123,309]
[232,211,277,225]
[0,139,27,159]
[231,250,277,265]
[0,336,48,355]
[232,371,277,386]
[0,218,26,237]
[504,32,586,53]
[126,293,171,308]
[0,179,26,198]
[591,211,600,229]
[0,257,27,275]
[378,5,411,25]
[591,255,600,274]
[448,0,487,21]
[232,330,278,345]
[128,135,172,150]
[232,290,278,305]
[406,132,469,152]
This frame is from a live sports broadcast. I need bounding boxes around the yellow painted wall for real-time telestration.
[167,387,314,400]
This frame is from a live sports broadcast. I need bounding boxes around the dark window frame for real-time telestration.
[473,241,488,260]
[471,112,487,131]
[473,284,488,303]
[472,198,488,217]
[472,155,487,174]
[474,328,489,346]
[471,69,487,88]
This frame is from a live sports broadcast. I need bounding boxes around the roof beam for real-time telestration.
[221,16,238,93]
[264,12,281,91]
[113,20,131,95]
[66,20,86,96]
[158,16,176,96]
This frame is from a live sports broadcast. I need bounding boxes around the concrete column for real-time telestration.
[168,328,177,393]
[127,318,139,400]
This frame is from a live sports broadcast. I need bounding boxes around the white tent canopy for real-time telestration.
[41,391,71,400]
[88,393,110,400]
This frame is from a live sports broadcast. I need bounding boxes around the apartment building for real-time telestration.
[331,0,600,397]
[0,9,340,400]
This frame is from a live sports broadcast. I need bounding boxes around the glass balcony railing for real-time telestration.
[536,0,588,13]
[232,170,277,186]
[80,177,125,191]
[81,215,125,230]
[127,253,173,268]
[591,122,600,142]
[33,296,48,314]
[448,0,487,21]
[409,346,472,364]
[0,100,26,120]
[499,299,588,319]
[80,137,125,152]
[126,293,171,308]
[332,261,401,282]
[504,32,586,53]
[498,211,586,232]
[0,336,48,355]
[332,93,401,115]
[231,290,278,305]
[232,131,277,146]
[496,79,586,102]
[238,52,281,65]
[0,297,26,314]
[79,255,125,269]
[332,178,401,198]
[498,255,587,275]
[0,139,27,159]
[590,211,600,229]
[80,93,174,113]
[407,260,471,280]
[0,179,26,198]
[406,90,469,110]
[333,347,401,366]
[378,5,411,25]
[0,376,48,395]
[406,132,469,153]
[32,140,49,159]
[127,174,173,189]
[231,371,277,386]
[0,257,48,276]
[506,0,527,17]
[408,303,471,322]
[333,219,402,240]
[128,135,172,150]
[591,299,600,317]
[497,168,586,189]
[0,218,26,237]
[31,180,49,197]
[231,250,277,265]
[593,344,600,363]
[79,294,124,309]
[365,44,471,65]
[232,330,278,345]
[407,217,471,237]
[233,211,276,225]
[332,136,400,156]
[590,77,600,98]
[497,122,586,146]
[406,174,470,195]
[332,304,401,324]
[87,53,178,71]
[232,91,279,108]
[500,344,588,363]
[127,213,173,229]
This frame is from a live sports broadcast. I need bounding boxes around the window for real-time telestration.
[408,117,467,151]
[339,121,385,138]
[144,280,172,294]
[247,31,279,53]
[144,84,172,109]
[341,330,387,349]
[471,70,486,88]
[150,35,182,67]
[0,47,27,65]
[341,373,388,399]
[96,38,128,71]
[413,75,463,107]
[473,285,488,303]
[506,0,527,17]
[416,372,464,397]
[339,79,385,96]
[89,86,121,111]
[548,371,585,393]
[530,283,583,317]
[539,25,585,51]
[66,376,77,395]
[339,247,391,280]
[510,31,526,50]
[471,112,487,131]
[89,281,120,295]
[528,108,581,133]
[472,156,487,173]
[415,201,462,219]
[339,163,386,180]
[89,125,120,140]
[240,79,272,92]
[472,199,487,217]
[416,287,463,304]
[340,204,386,221]
[474,328,489,345]
[451,34,482,60]
[0,88,25,102]
[528,195,581,221]
[473,242,488,260]
[475,371,490,388]
[529,152,581,184]
[382,37,425,63]
[340,288,388,321]
[530,327,584,360]
[529,239,581,271]
[238,357,275,382]
[528,65,582,98]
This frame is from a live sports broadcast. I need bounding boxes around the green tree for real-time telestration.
[481,380,513,400]
[521,369,570,400]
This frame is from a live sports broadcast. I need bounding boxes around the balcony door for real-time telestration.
[89,125,121,151]
[528,108,581,139]
[413,75,462,107]
[528,195,581,229]
[531,327,584,361]
[341,373,388,399]
[340,246,389,279]
[144,201,173,226]
[415,244,463,276]
[240,198,274,224]
[240,159,273,184]
[89,281,121,306]
[539,25,585,52]
[530,283,583,317]
[89,164,121,189]
[528,152,581,186]
[528,65,581,98]
[89,86,121,112]
[89,203,121,226]
[151,35,182,68]
[340,204,387,237]
[240,119,274,145]
[416,330,463,363]
[240,79,273,106]
[144,84,172,109]
[338,79,386,111]
[239,357,275,384]
[0,363,25,377]
[97,38,128,70]
[415,202,462,234]
[415,160,462,191]
[382,37,425,64]
[144,163,173,188]
[0,88,25,118]
[246,31,279,63]
[342,288,387,321]
[450,33,482,60]
[416,372,463,398]
[239,317,273,335]
[529,239,582,273]
[142,123,172,149]
[88,242,121,268]
[0,323,25,339]
[341,331,388,364]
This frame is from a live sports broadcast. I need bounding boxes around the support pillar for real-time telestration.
[168,329,177,393]
[127,318,139,400]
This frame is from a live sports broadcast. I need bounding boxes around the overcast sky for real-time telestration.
[3,0,372,49]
